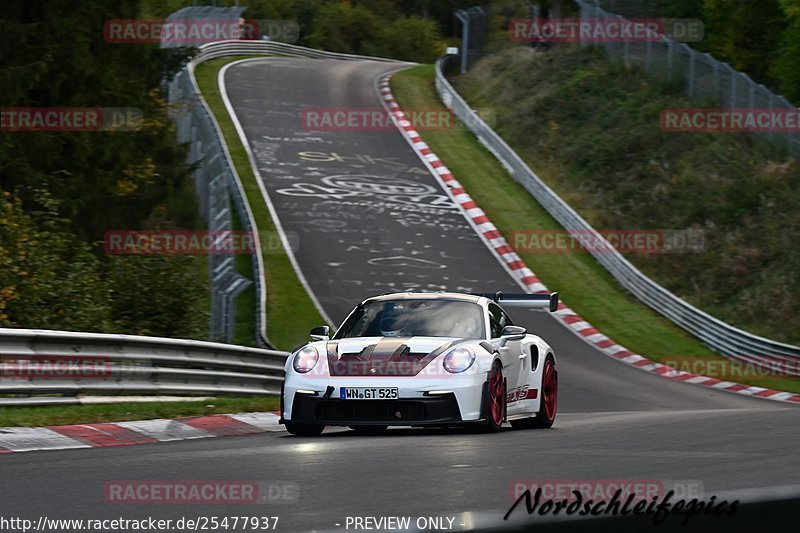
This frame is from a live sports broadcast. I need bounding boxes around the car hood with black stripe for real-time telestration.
[325,336,475,376]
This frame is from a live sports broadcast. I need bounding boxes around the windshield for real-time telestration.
[333,299,485,339]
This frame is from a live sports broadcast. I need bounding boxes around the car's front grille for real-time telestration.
[317,400,426,422]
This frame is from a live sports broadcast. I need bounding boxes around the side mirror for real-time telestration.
[499,325,526,346]
[310,325,330,342]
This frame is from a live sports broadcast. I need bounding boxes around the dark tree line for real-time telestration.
[1,0,206,336]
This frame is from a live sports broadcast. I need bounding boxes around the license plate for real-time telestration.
[340,387,398,400]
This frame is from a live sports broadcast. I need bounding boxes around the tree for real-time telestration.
[700,0,788,83]
[773,0,800,102]
[303,2,381,53]
[0,188,113,330]
[361,16,445,62]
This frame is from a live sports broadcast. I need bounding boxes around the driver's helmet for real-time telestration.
[379,312,403,337]
[452,318,479,339]
[378,303,410,337]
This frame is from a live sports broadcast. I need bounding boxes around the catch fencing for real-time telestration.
[575,0,799,157]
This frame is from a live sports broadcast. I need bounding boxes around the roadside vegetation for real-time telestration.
[590,0,800,103]
[451,45,799,345]
[1,1,208,339]
[390,63,800,394]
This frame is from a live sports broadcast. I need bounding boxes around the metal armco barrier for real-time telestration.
[0,328,291,405]
[435,54,800,365]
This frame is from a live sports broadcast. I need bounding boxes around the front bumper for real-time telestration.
[281,373,488,426]
[285,392,463,426]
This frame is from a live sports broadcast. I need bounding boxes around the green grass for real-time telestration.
[390,65,800,394]
[0,396,280,428]
[195,56,326,351]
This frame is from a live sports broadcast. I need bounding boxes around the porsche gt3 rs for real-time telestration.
[279,291,559,436]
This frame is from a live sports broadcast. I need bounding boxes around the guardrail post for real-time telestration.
[666,40,674,79]
[455,10,469,74]
[707,54,718,100]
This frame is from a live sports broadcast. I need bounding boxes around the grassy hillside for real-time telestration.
[391,64,799,393]
[451,46,800,345]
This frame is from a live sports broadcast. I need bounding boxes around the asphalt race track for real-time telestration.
[2,57,798,532]
[221,57,519,323]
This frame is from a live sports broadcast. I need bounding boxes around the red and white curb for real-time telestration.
[378,75,800,406]
[0,412,283,453]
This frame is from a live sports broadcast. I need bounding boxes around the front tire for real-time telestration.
[481,361,505,432]
[510,356,557,429]
[284,422,325,436]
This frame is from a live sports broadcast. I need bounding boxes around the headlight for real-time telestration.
[443,346,476,373]
[293,346,319,373]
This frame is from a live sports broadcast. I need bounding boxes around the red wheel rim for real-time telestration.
[542,359,557,421]
[489,364,504,425]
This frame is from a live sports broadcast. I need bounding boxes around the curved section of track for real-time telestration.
[2,57,797,532]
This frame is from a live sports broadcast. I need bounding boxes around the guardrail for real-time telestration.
[193,40,401,63]
[435,54,800,365]
[167,40,402,346]
[0,328,291,405]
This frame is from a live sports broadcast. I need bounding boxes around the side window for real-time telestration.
[488,304,503,338]
[489,304,515,338]
[499,308,514,329]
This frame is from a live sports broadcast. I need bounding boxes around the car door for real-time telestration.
[487,303,523,408]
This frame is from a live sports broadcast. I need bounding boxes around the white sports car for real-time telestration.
[279,291,559,436]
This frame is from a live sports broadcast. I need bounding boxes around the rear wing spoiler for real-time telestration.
[472,291,559,312]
